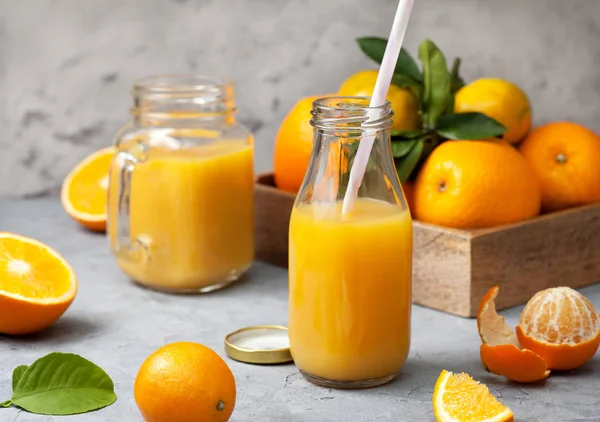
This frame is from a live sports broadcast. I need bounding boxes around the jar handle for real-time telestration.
[112,143,150,263]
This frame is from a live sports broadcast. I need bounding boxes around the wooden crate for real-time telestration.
[254,173,295,268]
[254,171,600,317]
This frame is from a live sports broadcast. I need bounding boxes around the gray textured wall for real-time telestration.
[1,0,599,199]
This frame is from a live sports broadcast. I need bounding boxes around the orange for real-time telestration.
[134,341,237,422]
[273,94,329,193]
[337,69,421,132]
[401,181,414,212]
[518,121,600,212]
[433,369,514,422]
[0,233,77,335]
[413,140,541,229]
[454,78,531,144]
[516,287,600,371]
[477,286,550,383]
[61,146,114,232]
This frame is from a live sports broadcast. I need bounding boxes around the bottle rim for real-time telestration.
[310,96,394,132]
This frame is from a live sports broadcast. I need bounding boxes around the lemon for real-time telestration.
[454,78,532,144]
[338,70,421,132]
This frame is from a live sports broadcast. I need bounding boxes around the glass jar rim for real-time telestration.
[132,74,234,94]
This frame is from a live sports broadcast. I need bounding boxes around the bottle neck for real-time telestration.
[295,96,400,205]
[131,74,237,127]
[310,96,393,136]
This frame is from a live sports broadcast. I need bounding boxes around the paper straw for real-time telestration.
[341,0,416,214]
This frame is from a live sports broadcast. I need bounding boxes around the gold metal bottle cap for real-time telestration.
[224,325,293,365]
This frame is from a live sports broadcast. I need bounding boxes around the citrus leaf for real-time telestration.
[12,365,28,391]
[357,36,422,82]
[447,57,465,113]
[391,74,423,106]
[450,57,465,94]
[11,352,116,415]
[435,112,506,140]
[418,39,451,128]
[391,140,417,158]
[395,139,424,183]
[390,129,422,140]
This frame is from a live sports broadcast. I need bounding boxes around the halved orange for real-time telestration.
[61,146,114,232]
[477,286,550,383]
[433,369,514,422]
[0,233,77,335]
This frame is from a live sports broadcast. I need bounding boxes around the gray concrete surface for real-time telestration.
[1,198,599,421]
[1,0,600,199]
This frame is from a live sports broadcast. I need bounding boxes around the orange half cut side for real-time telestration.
[0,233,77,335]
[61,146,115,232]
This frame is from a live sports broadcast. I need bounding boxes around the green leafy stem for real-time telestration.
[356,36,506,183]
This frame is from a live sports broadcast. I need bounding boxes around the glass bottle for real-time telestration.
[107,74,254,293]
[288,96,412,388]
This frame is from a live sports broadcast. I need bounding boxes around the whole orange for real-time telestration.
[455,78,531,145]
[518,121,600,212]
[273,94,330,193]
[516,287,600,371]
[413,140,541,229]
[134,342,236,422]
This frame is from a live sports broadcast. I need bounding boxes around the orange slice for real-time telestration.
[433,369,514,422]
[0,233,77,335]
[477,286,550,383]
[61,146,114,232]
[516,287,600,371]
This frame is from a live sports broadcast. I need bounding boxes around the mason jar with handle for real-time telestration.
[108,74,254,293]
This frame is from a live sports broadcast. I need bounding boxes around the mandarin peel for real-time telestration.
[477,286,519,347]
[480,343,550,383]
[476,286,550,383]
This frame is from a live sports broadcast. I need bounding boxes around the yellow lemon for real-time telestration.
[338,70,421,132]
[454,78,532,144]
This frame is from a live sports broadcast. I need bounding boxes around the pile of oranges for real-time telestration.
[273,72,600,230]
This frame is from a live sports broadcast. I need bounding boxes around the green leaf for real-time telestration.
[390,73,417,89]
[450,57,465,94]
[395,139,424,183]
[12,365,28,391]
[0,400,11,408]
[435,112,506,140]
[391,140,416,158]
[10,352,116,415]
[447,57,465,113]
[418,39,451,128]
[390,129,422,140]
[391,74,423,106]
[357,37,422,82]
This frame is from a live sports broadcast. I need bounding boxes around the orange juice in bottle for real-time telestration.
[107,75,254,292]
[288,96,412,388]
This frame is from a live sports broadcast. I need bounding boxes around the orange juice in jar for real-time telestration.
[288,96,412,388]
[107,75,254,292]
